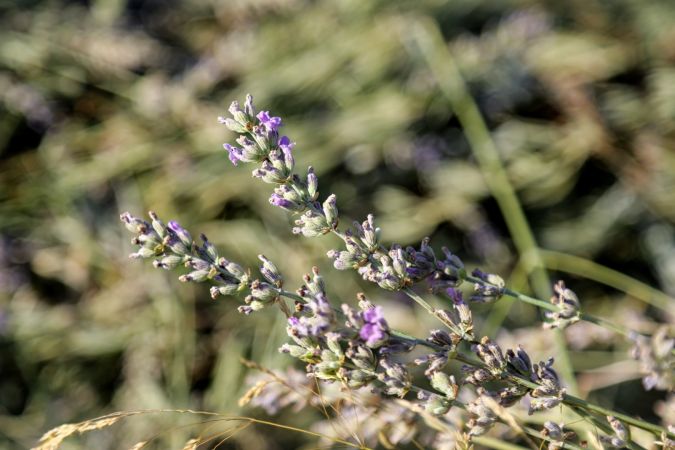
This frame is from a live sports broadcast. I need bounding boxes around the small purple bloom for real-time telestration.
[168,220,192,247]
[223,143,243,166]
[359,306,389,347]
[168,220,185,234]
[278,135,295,152]
[288,316,309,337]
[360,323,386,346]
[257,111,282,132]
[446,287,463,304]
[270,193,294,210]
[362,306,383,324]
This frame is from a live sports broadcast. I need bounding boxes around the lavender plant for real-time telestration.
[108,95,674,449]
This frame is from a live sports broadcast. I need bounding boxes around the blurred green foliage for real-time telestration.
[1,0,674,448]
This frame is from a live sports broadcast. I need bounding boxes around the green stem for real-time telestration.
[540,249,674,313]
[468,275,645,340]
[566,405,647,450]
[520,425,585,450]
[562,395,668,439]
[402,287,463,335]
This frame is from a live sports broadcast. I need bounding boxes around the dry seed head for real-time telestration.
[239,380,269,407]
[32,416,122,450]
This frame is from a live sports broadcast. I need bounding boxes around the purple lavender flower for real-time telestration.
[168,220,192,246]
[278,135,295,153]
[257,111,282,132]
[167,220,184,233]
[287,316,310,337]
[359,306,389,347]
[223,143,243,166]
[269,193,300,211]
[446,287,463,304]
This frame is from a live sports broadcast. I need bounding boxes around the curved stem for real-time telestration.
[469,275,658,341]
[540,249,674,313]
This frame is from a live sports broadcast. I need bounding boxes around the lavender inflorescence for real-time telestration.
[630,325,674,391]
[120,211,283,315]
[544,280,581,329]
[116,94,674,448]
[541,422,575,450]
[600,416,631,448]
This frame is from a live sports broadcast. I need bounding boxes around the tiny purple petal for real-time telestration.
[270,194,294,209]
[363,306,383,323]
[278,135,295,152]
[257,111,282,132]
[406,267,425,278]
[223,143,242,166]
[446,287,463,304]
[360,323,386,346]
[168,220,185,234]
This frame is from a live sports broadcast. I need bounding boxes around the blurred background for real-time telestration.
[1,0,674,448]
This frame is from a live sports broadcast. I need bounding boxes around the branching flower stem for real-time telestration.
[116,83,674,449]
[275,288,672,440]
[467,275,639,339]
[455,348,672,441]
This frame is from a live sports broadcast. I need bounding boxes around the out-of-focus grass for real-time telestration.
[1,0,674,448]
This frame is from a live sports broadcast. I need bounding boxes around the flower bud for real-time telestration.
[218,117,248,134]
[168,220,192,247]
[506,345,532,376]
[293,211,330,237]
[422,393,451,416]
[325,332,344,359]
[607,416,629,444]
[149,211,167,237]
[431,372,458,399]
[179,269,210,283]
[306,167,319,200]
[250,279,278,302]
[258,254,283,286]
[209,282,240,299]
[345,369,375,388]
[346,344,376,371]
[327,250,360,270]
[120,212,150,234]
[322,194,338,229]
[129,247,155,259]
[153,255,183,269]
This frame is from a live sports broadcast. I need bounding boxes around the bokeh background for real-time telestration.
[1,0,674,448]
